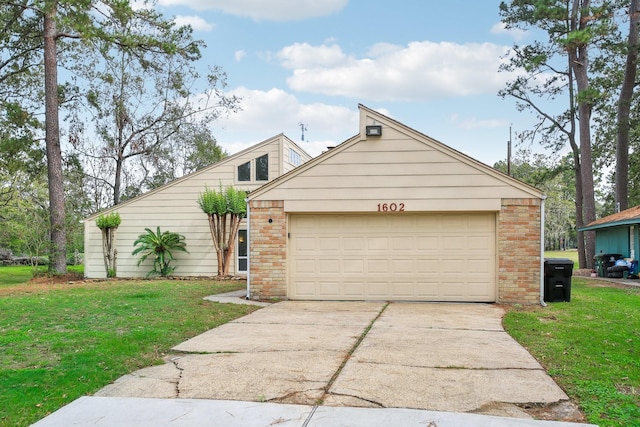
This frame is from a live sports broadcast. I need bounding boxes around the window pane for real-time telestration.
[238,161,250,181]
[238,230,247,257]
[290,148,301,166]
[256,154,268,181]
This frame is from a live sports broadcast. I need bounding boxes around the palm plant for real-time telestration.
[132,227,188,278]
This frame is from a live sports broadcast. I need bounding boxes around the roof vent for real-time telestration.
[366,125,382,137]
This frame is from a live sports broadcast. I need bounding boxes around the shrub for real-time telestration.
[132,227,188,278]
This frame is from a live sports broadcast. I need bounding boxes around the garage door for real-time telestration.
[289,213,496,302]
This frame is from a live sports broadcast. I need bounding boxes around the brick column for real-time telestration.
[498,198,542,304]
[249,200,287,300]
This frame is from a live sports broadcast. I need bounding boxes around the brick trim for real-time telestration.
[248,201,287,300]
[498,199,542,304]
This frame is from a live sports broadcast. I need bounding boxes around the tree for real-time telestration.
[495,149,576,250]
[197,186,247,276]
[42,1,67,274]
[69,14,238,206]
[178,123,228,175]
[1,0,223,274]
[499,0,611,268]
[614,0,640,211]
[96,212,121,277]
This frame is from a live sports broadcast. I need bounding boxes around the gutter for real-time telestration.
[245,198,251,300]
[540,195,547,307]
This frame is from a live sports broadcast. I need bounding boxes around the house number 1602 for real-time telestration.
[377,202,405,212]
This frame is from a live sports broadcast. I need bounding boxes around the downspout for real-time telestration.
[245,198,251,300]
[540,195,548,307]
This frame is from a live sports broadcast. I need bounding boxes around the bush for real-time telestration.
[132,227,188,278]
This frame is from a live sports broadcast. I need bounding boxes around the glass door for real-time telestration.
[237,229,247,273]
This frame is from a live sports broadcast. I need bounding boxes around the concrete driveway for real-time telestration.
[33,300,592,426]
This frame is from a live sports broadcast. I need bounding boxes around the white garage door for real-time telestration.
[289,213,496,302]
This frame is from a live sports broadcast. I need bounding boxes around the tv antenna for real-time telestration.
[298,122,308,141]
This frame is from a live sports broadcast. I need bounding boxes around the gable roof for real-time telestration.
[579,205,640,231]
[249,104,544,202]
[85,134,310,221]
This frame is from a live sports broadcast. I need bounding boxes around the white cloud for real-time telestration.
[173,15,214,31]
[279,41,515,102]
[490,22,526,41]
[212,87,357,156]
[278,43,348,69]
[158,0,348,21]
[235,50,246,61]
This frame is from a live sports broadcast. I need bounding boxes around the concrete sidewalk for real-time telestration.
[32,396,594,426]
[32,301,596,426]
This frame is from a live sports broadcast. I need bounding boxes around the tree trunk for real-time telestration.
[101,227,118,277]
[206,214,224,275]
[568,0,596,269]
[222,215,242,276]
[44,5,67,275]
[573,150,587,268]
[114,154,123,205]
[616,0,640,212]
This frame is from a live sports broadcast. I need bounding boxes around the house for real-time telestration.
[579,205,640,262]
[247,105,546,304]
[83,134,312,278]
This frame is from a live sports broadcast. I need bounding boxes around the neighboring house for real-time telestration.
[83,134,312,278]
[579,205,640,260]
[247,104,546,304]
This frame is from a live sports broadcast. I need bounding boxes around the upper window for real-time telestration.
[256,154,269,181]
[289,148,301,167]
[237,161,250,181]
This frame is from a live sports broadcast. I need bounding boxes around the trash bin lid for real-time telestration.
[544,258,574,265]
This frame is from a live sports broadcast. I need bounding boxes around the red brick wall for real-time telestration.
[248,200,287,300]
[498,198,542,304]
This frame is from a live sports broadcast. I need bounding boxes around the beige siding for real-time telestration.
[84,134,311,278]
[253,132,538,211]
[282,139,313,174]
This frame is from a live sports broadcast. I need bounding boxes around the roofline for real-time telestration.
[578,219,640,231]
[85,134,305,221]
[250,104,545,201]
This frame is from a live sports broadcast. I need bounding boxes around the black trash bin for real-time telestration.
[544,258,574,302]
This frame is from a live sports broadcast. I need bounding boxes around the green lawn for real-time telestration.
[504,278,640,427]
[0,265,84,287]
[545,249,579,266]
[0,270,258,426]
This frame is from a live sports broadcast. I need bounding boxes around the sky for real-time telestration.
[155,0,538,166]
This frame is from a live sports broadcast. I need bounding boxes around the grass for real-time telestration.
[0,265,84,288]
[0,269,259,427]
[545,249,579,266]
[504,278,640,427]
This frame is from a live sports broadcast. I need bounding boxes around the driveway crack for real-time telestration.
[325,391,385,408]
[321,302,389,400]
[169,356,185,398]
